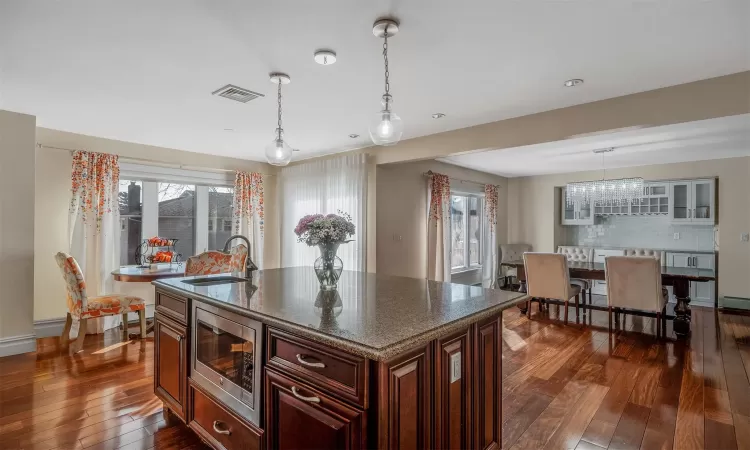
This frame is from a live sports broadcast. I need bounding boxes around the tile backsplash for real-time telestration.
[565,215,717,251]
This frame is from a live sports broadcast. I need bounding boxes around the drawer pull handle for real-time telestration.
[212,420,232,435]
[291,386,320,403]
[296,354,326,368]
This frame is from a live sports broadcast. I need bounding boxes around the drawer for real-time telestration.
[189,384,263,450]
[266,327,368,408]
[156,291,187,324]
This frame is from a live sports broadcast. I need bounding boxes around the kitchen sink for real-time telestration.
[182,276,247,287]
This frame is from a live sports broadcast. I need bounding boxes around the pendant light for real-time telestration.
[566,148,644,208]
[265,73,293,166]
[369,19,403,146]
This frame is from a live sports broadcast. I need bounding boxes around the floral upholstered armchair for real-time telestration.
[184,244,248,276]
[55,252,147,353]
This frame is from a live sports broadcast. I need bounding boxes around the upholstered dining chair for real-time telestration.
[557,246,595,304]
[622,248,667,267]
[604,256,668,338]
[522,252,582,325]
[184,244,248,276]
[55,252,147,353]
[500,243,532,288]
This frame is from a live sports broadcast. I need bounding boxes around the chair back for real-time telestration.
[523,252,571,300]
[55,252,87,318]
[605,256,665,312]
[557,246,594,263]
[184,244,248,276]
[500,244,532,263]
[623,248,666,267]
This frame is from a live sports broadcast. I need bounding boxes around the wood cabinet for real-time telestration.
[473,317,502,450]
[265,368,365,450]
[377,345,433,450]
[154,312,188,421]
[669,179,715,224]
[190,382,263,450]
[435,329,472,450]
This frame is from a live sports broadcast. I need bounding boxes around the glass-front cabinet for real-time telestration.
[669,179,715,224]
[561,188,595,225]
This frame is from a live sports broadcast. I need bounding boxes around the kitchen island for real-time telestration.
[152,267,526,450]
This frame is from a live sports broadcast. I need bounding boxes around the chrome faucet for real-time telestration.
[222,235,258,280]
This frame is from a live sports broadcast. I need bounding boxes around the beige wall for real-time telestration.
[34,129,280,322]
[373,72,750,164]
[506,157,750,298]
[377,160,508,280]
[0,110,36,341]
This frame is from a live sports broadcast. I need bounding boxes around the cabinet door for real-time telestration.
[669,253,691,268]
[155,314,187,421]
[691,180,715,224]
[691,254,715,304]
[378,345,432,450]
[435,329,472,450]
[669,182,691,222]
[265,368,364,450]
[577,202,594,225]
[473,316,502,450]
[561,190,576,225]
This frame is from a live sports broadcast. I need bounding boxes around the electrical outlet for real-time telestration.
[450,352,461,383]
[742,233,749,242]
[673,233,680,240]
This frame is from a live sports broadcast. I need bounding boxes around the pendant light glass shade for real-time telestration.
[265,129,292,166]
[368,96,403,146]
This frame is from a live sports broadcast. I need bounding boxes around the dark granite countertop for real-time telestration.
[153,267,527,361]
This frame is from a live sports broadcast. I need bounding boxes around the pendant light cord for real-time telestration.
[382,25,390,111]
[277,81,283,141]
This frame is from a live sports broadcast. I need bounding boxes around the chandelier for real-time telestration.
[265,73,293,166]
[369,18,404,146]
[566,148,643,207]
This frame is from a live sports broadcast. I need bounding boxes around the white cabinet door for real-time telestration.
[577,201,594,225]
[669,253,691,268]
[691,254,715,305]
[669,182,692,223]
[691,179,715,224]
[561,190,576,225]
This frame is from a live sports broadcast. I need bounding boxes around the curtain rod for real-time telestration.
[36,144,276,177]
[423,170,501,188]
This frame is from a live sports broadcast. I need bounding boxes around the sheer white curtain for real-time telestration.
[482,185,499,288]
[279,154,368,271]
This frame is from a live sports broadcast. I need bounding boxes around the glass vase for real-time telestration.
[314,242,343,290]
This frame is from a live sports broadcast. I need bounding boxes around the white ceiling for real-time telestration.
[438,115,750,177]
[0,1,747,162]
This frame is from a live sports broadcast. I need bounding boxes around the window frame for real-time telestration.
[450,192,484,274]
[119,163,234,265]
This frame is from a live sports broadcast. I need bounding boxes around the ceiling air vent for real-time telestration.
[211,84,264,103]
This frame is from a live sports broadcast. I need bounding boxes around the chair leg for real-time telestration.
[608,306,613,334]
[526,298,532,319]
[564,300,569,325]
[588,288,593,305]
[60,313,73,345]
[575,293,581,324]
[71,318,87,353]
[122,313,129,341]
[656,312,661,339]
[138,309,147,339]
[662,305,668,337]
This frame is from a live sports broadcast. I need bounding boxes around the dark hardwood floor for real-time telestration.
[1,305,748,449]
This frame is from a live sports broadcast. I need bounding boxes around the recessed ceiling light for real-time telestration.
[223,128,234,132]
[349,134,360,139]
[432,113,446,119]
[314,50,337,65]
[564,79,584,87]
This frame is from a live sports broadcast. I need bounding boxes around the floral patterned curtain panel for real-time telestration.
[482,184,499,288]
[68,150,121,335]
[232,171,264,270]
[427,173,451,282]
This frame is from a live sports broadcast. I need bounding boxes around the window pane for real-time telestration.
[208,186,234,251]
[451,196,466,269]
[469,197,481,266]
[119,180,142,265]
[158,183,196,258]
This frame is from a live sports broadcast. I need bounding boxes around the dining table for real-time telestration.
[112,265,185,338]
[500,259,716,337]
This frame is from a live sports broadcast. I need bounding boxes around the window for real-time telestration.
[158,183,196,259]
[208,186,234,250]
[451,193,483,273]
[119,180,142,265]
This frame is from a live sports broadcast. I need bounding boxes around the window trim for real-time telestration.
[450,192,484,274]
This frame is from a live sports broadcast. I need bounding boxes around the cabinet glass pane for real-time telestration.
[563,201,575,220]
[579,202,591,220]
[650,186,666,196]
[672,184,688,219]
[694,183,711,219]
